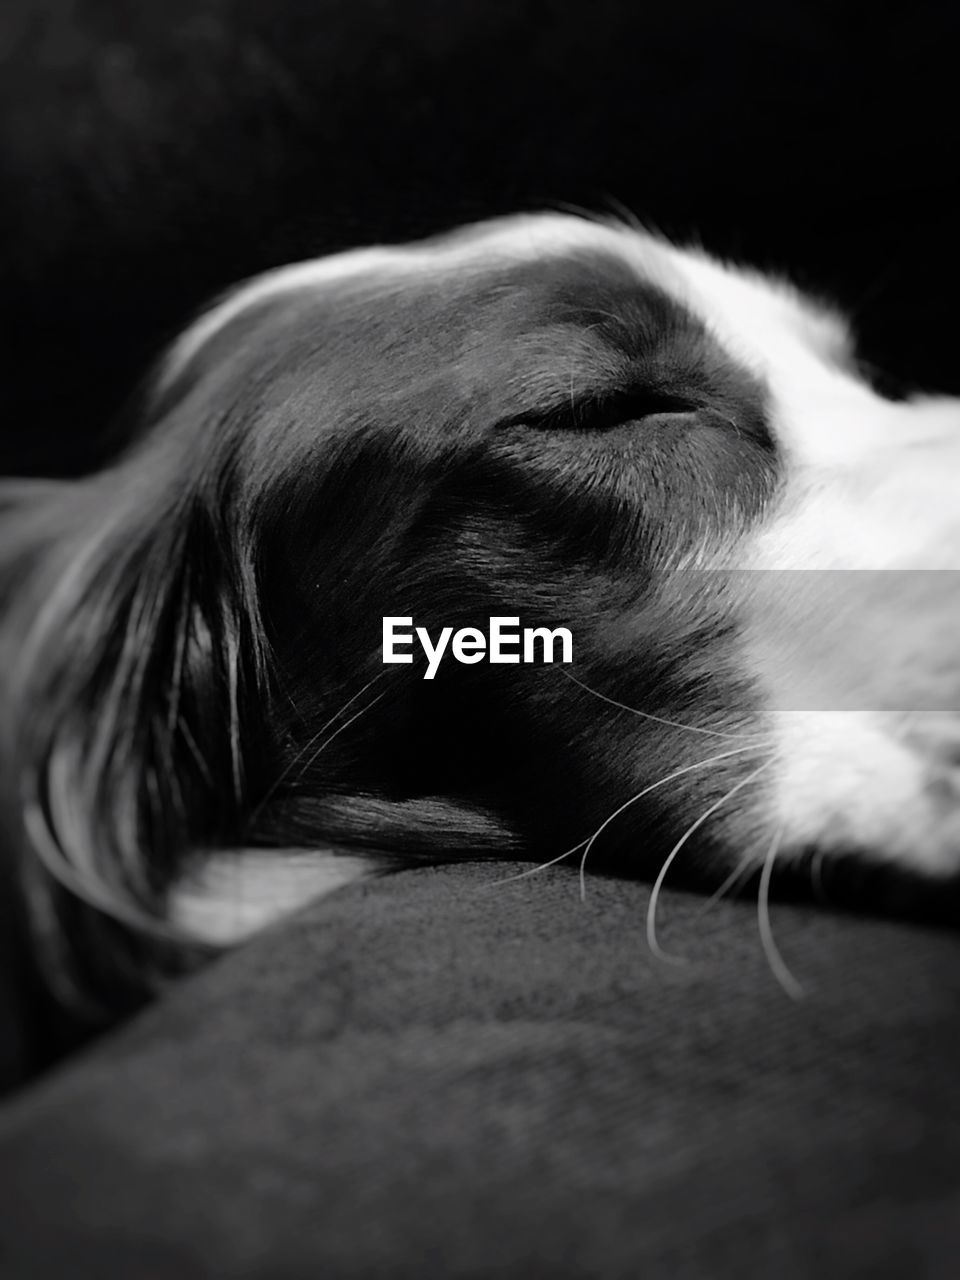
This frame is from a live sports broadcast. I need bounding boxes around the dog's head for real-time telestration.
[3,213,958,1011]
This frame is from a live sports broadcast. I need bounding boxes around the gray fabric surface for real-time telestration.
[0,861,958,1278]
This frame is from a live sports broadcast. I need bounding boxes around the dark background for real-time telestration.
[1,0,958,478]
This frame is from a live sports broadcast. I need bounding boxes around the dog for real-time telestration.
[1,212,958,1026]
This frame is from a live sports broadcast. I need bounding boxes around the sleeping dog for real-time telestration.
[1,213,958,1019]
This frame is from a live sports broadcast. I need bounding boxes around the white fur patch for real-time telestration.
[683,257,960,878]
[169,849,376,943]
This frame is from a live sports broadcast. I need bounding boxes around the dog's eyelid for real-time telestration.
[503,388,700,434]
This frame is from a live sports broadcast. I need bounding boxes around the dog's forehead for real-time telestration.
[164,216,688,380]
[160,214,841,435]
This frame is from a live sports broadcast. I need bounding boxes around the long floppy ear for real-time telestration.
[0,454,271,1019]
[0,437,520,1025]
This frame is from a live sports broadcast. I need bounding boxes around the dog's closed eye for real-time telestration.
[508,388,700,434]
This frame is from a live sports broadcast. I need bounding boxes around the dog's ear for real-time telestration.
[0,455,271,1018]
[0,443,523,1024]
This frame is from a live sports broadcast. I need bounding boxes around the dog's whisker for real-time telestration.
[691,852,757,920]
[248,671,389,824]
[645,756,776,964]
[758,823,805,1000]
[559,666,766,742]
[286,689,389,789]
[489,744,771,897]
[477,839,589,890]
[577,741,772,902]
